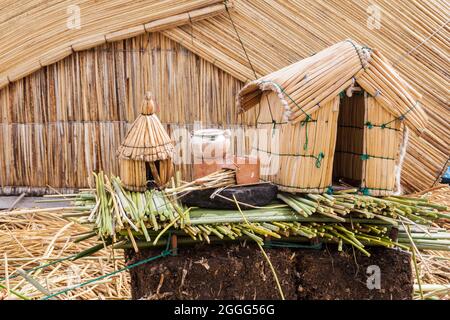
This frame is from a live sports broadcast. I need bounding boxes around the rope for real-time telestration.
[224,1,279,132]
[393,19,449,66]
[345,39,370,70]
[258,80,314,149]
[335,150,395,161]
[380,101,420,128]
[41,234,174,300]
[258,80,314,124]
[364,121,400,131]
[254,148,325,168]
[224,1,257,79]
[326,186,334,195]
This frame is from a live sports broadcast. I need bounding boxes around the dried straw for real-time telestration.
[0,212,130,300]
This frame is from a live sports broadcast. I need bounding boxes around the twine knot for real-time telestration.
[315,152,325,168]
[326,186,334,195]
[360,154,370,160]
[360,187,370,195]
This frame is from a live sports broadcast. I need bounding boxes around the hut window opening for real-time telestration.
[332,93,366,188]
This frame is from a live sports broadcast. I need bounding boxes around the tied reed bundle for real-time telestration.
[165,169,237,196]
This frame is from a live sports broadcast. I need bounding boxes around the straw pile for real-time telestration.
[163,0,449,192]
[408,185,450,299]
[0,212,130,300]
[0,183,448,299]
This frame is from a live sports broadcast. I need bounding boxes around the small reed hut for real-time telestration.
[237,40,428,196]
[117,92,174,191]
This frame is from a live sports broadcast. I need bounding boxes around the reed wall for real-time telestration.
[0,33,246,194]
[254,92,339,193]
[362,96,402,196]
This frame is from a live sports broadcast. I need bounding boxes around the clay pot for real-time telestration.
[192,129,231,161]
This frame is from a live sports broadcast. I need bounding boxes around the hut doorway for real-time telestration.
[332,93,366,187]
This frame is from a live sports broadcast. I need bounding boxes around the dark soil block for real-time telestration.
[180,183,278,209]
[126,243,412,300]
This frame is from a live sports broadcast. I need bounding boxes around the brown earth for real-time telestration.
[126,242,412,300]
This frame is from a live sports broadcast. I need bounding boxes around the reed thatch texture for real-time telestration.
[117,93,174,162]
[237,40,428,135]
[362,96,403,196]
[162,0,449,192]
[333,94,365,183]
[118,159,147,192]
[239,40,428,194]
[0,0,229,88]
[254,91,339,193]
[0,33,244,193]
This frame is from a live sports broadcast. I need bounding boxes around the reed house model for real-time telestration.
[117,92,174,191]
[237,40,428,196]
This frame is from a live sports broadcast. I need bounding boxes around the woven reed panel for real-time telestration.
[162,0,449,192]
[362,97,403,196]
[0,33,245,191]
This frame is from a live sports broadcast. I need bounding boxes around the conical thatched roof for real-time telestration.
[237,40,428,136]
[117,92,174,162]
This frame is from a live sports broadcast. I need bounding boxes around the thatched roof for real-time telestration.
[0,0,228,88]
[237,40,428,135]
[117,92,174,162]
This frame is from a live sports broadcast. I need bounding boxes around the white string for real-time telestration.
[393,19,449,66]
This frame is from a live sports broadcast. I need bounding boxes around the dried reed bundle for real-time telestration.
[33,173,449,257]
[165,169,237,196]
